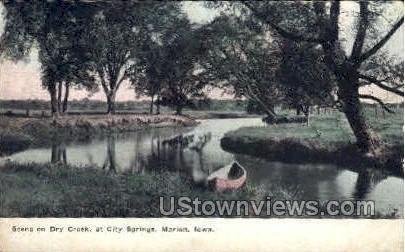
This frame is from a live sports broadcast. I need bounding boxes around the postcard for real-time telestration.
[0,1,403,251]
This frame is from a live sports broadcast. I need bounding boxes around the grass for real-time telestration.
[221,108,403,172]
[226,109,403,145]
[0,162,399,218]
[0,162,285,217]
[0,107,402,217]
[0,108,255,120]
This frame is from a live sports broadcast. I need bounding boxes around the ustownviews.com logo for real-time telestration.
[159,196,375,217]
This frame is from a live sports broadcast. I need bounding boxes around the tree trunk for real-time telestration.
[51,143,59,163]
[106,135,117,174]
[149,95,154,114]
[175,105,183,115]
[49,84,59,118]
[156,93,161,115]
[267,104,276,117]
[57,82,63,113]
[303,105,310,126]
[62,83,70,113]
[106,93,116,114]
[338,78,381,154]
[374,104,378,117]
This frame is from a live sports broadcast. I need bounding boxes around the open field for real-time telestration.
[0,99,249,117]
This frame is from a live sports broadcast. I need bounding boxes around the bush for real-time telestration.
[0,132,32,155]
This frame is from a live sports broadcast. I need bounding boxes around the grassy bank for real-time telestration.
[0,162,278,217]
[0,114,198,156]
[0,162,399,218]
[221,109,403,173]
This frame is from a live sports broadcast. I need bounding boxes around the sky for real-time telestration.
[0,1,403,103]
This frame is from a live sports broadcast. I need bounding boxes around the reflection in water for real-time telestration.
[189,133,212,183]
[103,135,118,175]
[51,142,67,164]
[353,170,388,200]
[8,118,404,216]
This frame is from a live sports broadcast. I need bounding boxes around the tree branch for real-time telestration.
[359,94,394,113]
[320,1,341,75]
[350,2,369,63]
[329,1,340,39]
[116,67,128,91]
[243,2,326,43]
[358,17,404,63]
[97,69,110,95]
[358,73,404,96]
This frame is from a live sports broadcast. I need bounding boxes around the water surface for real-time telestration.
[7,118,404,216]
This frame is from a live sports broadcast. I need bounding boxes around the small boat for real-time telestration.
[206,161,247,192]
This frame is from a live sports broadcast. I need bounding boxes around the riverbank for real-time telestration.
[221,111,403,174]
[184,111,259,120]
[0,162,268,217]
[1,109,257,120]
[0,162,400,218]
[0,114,198,156]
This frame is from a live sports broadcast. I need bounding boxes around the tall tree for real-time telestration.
[82,7,139,114]
[39,18,95,116]
[160,23,210,115]
[133,17,210,115]
[278,39,336,118]
[1,1,98,117]
[132,42,166,114]
[240,1,404,154]
[82,2,182,114]
[129,3,187,115]
[202,16,283,117]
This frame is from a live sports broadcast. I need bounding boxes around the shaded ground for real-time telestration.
[221,109,403,174]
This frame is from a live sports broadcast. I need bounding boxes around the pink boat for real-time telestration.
[206,161,247,192]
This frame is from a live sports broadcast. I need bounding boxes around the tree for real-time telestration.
[129,3,187,115]
[1,1,98,117]
[240,2,404,154]
[39,20,95,116]
[131,41,161,114]
[134,18,210,115]
[164,32,211,114]
[201,16,283,117]
[82,7,139,114]
[277,39,336,119]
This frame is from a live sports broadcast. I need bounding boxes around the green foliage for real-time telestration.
[202,15,283,116]
[129,4,192,112]
[154,22,211,114]
[0,132,32,155]
[0,162,272,217]
[278,40,336,111]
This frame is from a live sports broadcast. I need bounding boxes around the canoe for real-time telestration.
[206,161,247,192]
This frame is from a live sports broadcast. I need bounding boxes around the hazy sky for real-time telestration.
[0,1,403,103]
